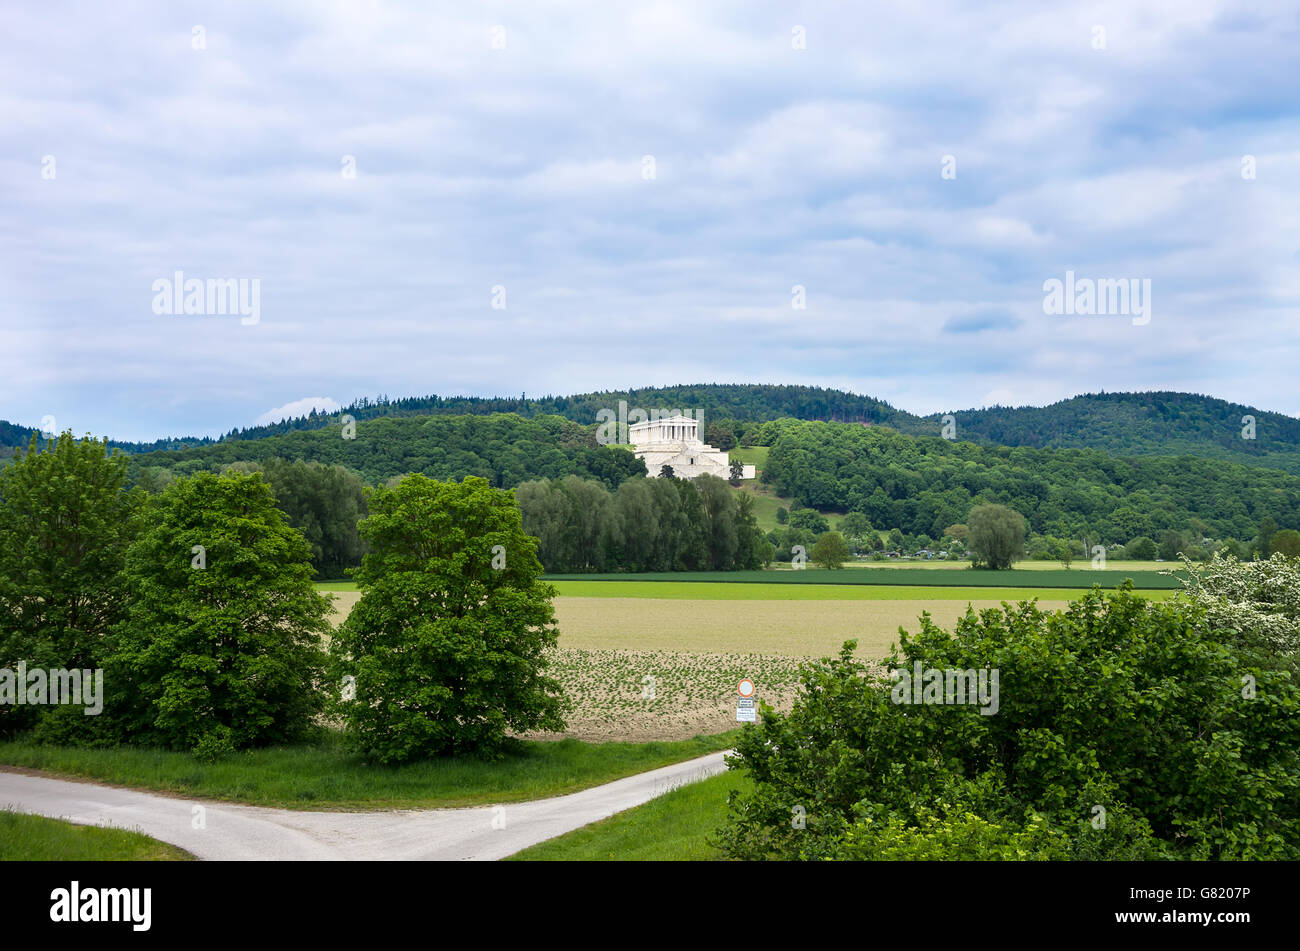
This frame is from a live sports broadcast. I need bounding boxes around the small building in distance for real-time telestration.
[629,415,756,480]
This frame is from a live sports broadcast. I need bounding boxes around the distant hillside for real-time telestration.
[0,383,910,453]
[6,386,1300,475]
[922,391,1300,474]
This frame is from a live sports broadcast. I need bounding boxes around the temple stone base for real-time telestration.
[629,415,755,480]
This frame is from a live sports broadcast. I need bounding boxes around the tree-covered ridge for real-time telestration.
[0,384,912,452]
[923,391,1300,472]
[759,419,1300,544]
[124,413,646,489]
[8,387,1300,478]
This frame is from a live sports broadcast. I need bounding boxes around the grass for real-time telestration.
[544,580,1175,601]
[0,731,739,811]
[542,568,1182,588]
[507,769,749,861]
[0,810,193,861]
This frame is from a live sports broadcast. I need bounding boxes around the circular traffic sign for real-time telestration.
[737,679,755,698]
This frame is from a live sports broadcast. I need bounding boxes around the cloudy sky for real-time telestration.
[3,1,1297,441]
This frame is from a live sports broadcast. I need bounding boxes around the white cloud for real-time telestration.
[253,397,341,427]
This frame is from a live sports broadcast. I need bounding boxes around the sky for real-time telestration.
[2,0,1298,441]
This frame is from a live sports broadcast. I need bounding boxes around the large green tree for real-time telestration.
[331,475,566,762]
[110,471,331,753]
[0,433,140,736]
[967,503,1027,570]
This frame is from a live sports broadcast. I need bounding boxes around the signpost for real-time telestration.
[736,679,757,722]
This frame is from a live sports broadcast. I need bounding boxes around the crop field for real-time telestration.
[521,648,816,742]
[320,581,1175,742]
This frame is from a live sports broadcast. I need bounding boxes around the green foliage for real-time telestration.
[260,458,368,577]
[330,475,566,762]
[109,471,331,752]
[125,414,646,491]
[718,588,1300,860]
[0,433,140,737]
[516,475,765,572]
[968,503,1027,570]
[1272,529,1300,558]
[760,419,1300,543]
[789,508,830,534]
[810,532,850,569]
[1125,536,1158,560]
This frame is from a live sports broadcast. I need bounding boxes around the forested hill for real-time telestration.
[921,392,1300,471]
[0,383,911,453]
[5,387,1300,475]
[758,419,1300,546]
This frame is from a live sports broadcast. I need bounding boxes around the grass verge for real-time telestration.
[0,810,193,861]
[0,730,739,811]
[507,769,749,860]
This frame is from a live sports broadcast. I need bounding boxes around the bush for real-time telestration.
[716,587,1300,860]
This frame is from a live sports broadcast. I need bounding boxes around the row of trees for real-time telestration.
[515,474,770,572]
[0,434,565,761]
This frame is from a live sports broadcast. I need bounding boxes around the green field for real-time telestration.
[0,732,737,810]
[508,770,747,861]
[547,580,1173,601]
[0,810,193,861]
[543,568,1182,589]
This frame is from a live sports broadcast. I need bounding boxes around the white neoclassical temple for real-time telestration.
[629,415,756,480]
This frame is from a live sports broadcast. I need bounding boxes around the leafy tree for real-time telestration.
[260,458,368,577]
[729,459,744,486]
[717,588,1300,860]
[330,475,565,762]
[789,508,830,534]
[809,532,850,569]
[1158,530,1185,561]
[775,506,788,525]
[1272,529,1300,558]
[967,503,1026,570]
[110,471,331,752]
[659,464,675,479]
[1256,517,1279,558]
[0,433,141,737]
[1125,536,1157,560]
[1056,539,1074,569]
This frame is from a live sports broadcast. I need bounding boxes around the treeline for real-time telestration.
[760,419,1300,544]
[516,474,770,572]
[125,414,646,490]
[0,434,565,762]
